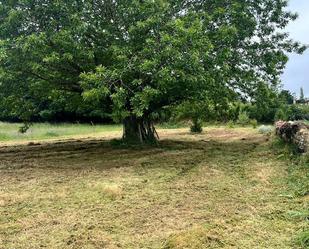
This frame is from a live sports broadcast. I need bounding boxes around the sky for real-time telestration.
[281,0,309,97]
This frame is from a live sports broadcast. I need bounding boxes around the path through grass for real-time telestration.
[0,127,307,248]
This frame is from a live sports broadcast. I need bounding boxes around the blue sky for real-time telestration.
[282,0,309,97]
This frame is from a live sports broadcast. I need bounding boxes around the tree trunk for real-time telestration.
[122,115,159,144]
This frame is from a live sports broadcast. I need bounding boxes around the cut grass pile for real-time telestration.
[0,127,308,248]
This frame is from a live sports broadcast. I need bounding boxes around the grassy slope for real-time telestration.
[0,127,308,248]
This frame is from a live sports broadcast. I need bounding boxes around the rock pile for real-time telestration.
[275,121,309,153]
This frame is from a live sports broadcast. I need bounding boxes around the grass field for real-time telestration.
[0,122,122,143]
[0,122,189,144]
[0,125,308,248]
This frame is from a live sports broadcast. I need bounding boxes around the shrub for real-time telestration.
[275,107,288,121]
[237,111,250,126]
[287,105,304,121]
[258,125,273,135]
[18,123,30,133]
[227,120,235,128]
[289,105,309,121]
[276,105,309,121]
[250,119,258,129]
[190,119,203,133]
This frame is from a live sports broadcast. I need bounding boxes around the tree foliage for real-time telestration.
[279,89,294,105]
[0,0,306,142]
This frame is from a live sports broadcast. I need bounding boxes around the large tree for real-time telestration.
[0,0,306,142]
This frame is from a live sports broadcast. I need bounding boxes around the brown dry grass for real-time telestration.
[0,127,307,248]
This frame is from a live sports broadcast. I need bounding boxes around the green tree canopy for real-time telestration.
[0,0,306,142]
[279,89,294,105]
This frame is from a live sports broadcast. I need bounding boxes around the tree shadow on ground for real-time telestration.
[0,133,268,173]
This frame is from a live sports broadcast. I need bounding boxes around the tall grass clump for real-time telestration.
[296,231,309,249]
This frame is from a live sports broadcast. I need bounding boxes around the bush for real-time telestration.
[190,119,203,133]
[275,104,309,121]
[275,107,288,121]
[248,104,277,123]
[250,119,258,129]
[288,105,309,121]
[18,123,30,133]
[258,125,273,135]
[227,120,235,128]
[237,111,250,126]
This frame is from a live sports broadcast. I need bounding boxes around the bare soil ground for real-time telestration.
[0,127,307,248]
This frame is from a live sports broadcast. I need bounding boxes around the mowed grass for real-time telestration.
[0,122,122,142]
[0,127,308,248]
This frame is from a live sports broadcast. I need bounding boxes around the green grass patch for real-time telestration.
[0,122,122,142]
